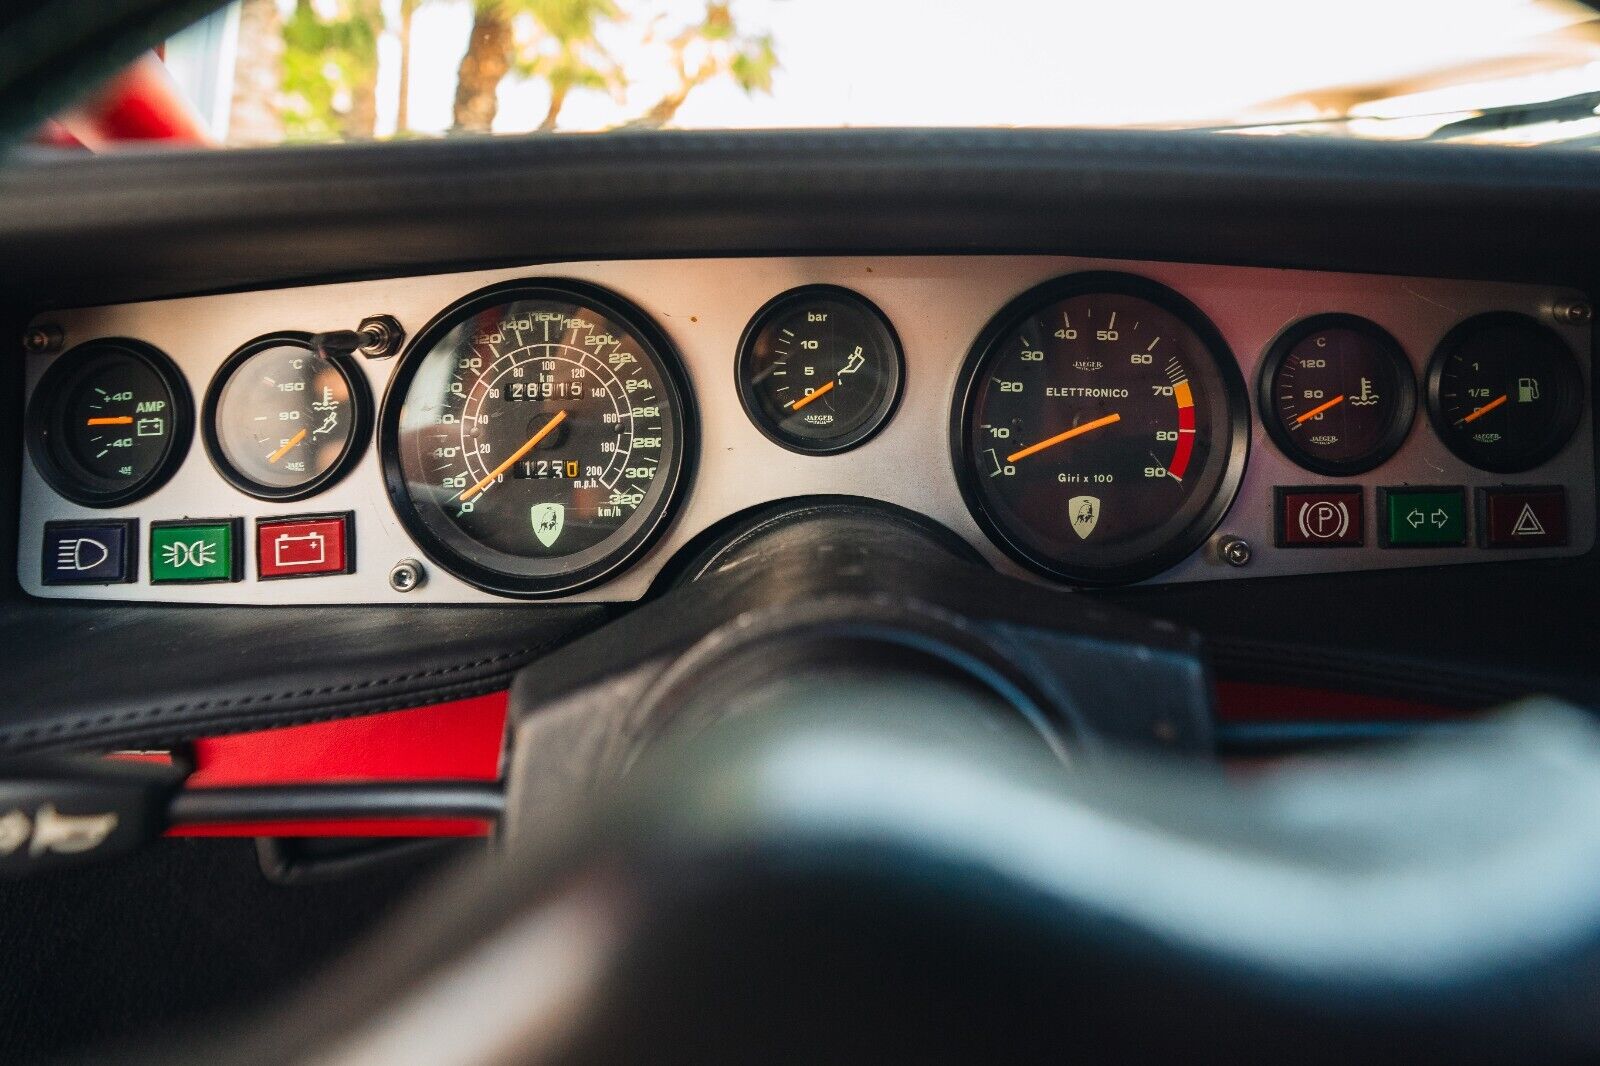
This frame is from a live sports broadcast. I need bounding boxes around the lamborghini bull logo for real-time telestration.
[1068,495,1100,540]
[531,503,565,548]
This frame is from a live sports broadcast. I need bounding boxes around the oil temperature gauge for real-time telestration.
[1260,314,1416,476]
[736,285,903,454]
[204,333,371,500]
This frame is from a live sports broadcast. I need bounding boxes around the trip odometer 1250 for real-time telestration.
[953,273,1249,585]
[383,280,693,597]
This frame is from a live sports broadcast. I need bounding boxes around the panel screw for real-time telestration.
[357,314,405,358]
[1551,300,1592,326]
[21,324,63,354]
[389,558,426,592]
[1217,535,1252,568]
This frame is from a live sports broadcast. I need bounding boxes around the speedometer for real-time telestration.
[952,273,1248,585]
[382,280,693,597]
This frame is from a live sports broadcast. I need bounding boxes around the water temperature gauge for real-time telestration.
[205,334,371,500]
[1260,314,1416,476]
[736,285,903,454]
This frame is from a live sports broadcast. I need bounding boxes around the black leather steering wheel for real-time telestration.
[134,501,1600,1066]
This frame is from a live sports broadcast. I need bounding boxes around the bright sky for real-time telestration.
[175,0,1586,139]
[371,0,1598,135]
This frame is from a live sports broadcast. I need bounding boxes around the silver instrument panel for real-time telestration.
[19,255,1594,603]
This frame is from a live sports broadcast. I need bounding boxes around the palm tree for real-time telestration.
[395,0,423,134]
[227,0,285,146]
[454,0,620,134]
[627,2,776,129]
[453,0,516,132]
[520,0,622,131]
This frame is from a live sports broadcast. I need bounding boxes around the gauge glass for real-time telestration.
[1260,314,1415,475]
[737,286,903,454]
[27,340,191,507]
[1426,312,1583,473]
[384,281,692,597]
[954,273,1248,585]
[207,336,367,499]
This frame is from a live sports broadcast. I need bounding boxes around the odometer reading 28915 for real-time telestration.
[954,274,1248,585]
[384,280,693,597]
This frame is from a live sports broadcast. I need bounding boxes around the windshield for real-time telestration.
[47,0,1600,149]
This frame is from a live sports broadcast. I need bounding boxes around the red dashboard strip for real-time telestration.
[168,691,508,837]
[1214,680,1471,723]
[170,819,490,838]
[184,691,507,787]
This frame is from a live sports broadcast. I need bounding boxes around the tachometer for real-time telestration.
[382,280,693,597]
[952,273,1248,585]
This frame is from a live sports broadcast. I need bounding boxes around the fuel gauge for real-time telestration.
[204,334,371,500]
[1260,314,1416,476]
[1426,312,1582,473]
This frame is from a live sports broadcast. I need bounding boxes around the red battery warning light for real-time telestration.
[256,515,351,579]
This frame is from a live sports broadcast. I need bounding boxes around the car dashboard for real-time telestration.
[18,253,1595,603]
[0,128,1595,767]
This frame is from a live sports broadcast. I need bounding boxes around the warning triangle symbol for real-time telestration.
[1512,503,1546,536]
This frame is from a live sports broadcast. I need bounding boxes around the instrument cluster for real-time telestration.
[18,256,1595,602]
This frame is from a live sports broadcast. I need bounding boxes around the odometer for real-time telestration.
[953,273,1248,585]
[382,280,693,597]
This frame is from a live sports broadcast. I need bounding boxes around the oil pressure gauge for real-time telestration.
[737,286,903,454]
[204,333,371,500]
[1260,314,1416,476]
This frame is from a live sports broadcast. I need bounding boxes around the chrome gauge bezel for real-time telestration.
[950,271,1251,586]
[203,332,373,502]
[379,278,697,598]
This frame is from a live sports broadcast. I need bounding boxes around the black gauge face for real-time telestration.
[27,339,192,507]
[737,286,903,454]
[1260,314,1415,475]
[1427,312,1583,473]
[206,335,370,499]
[954,273,1249,585]
[383,280,693,597]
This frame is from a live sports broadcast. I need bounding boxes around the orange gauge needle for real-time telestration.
[266,428,307,464]
[85,416,133,426]
[1006,412,1122,464]
[787,380,835,411]
[460,409,568,502]
[1461,394,1508,424]
[1294,394,1345,424]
